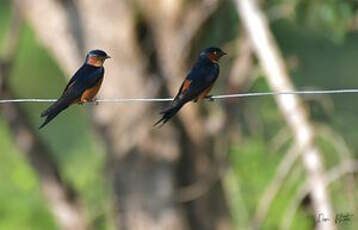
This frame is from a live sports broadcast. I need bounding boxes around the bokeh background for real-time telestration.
[0,0,358,229]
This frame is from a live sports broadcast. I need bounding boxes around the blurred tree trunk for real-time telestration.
[17,0,231,229]
[135,1,231,229]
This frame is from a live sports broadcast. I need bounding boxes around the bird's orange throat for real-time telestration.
[207,53,219,63]
[87,56,104,67]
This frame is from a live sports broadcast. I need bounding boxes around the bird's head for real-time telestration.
[200,47,226,63]
[86,49,111,67]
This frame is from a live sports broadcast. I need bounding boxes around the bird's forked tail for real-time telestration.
[39,97,71,129]
[154,103,184,127]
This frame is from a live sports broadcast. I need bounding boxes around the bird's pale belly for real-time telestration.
[197,84,214,101]
[80,78,103,103]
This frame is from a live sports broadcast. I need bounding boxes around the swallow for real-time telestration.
[154,47,226,126]
[39,49,110,129]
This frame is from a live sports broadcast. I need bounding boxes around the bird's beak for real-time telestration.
[105,55,111,59]
[221,51,227,57]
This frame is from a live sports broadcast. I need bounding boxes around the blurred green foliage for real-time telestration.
[217,0,358,229]
[0,2,57,229]
[265,0,358,41]
[0,119,57,229]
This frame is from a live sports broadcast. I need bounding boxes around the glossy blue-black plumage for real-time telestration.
[61,64,104,97]
[154,47,225,126]
[174,55,219,103]
[39,58,105,129]
[88,49,109,57]
[199,47,226,57]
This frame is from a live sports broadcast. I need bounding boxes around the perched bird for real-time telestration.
[154,47,226,126]
[39,49,110,129]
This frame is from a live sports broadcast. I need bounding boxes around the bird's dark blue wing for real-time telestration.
[41,65,103,118]
[62,65,84,94]
[71,65,104,93]
[174,62,218,102]
[63,64,104,95]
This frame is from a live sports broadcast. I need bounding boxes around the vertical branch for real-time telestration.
[235,1,335,229]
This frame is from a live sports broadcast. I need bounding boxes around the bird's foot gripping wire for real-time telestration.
[79,98,99,105]
[92,98,99,105]
[205,95,215,102]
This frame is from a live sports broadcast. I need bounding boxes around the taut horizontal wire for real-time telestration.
[1,88,358,104]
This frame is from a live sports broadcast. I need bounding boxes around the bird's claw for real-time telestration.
[205,95,215,102]
[79,98,99,105]
[91,98,99,105]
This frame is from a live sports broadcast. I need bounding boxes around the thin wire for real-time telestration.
[1,88,358,104]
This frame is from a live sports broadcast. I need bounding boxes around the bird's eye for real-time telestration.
[213,51,217,55]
